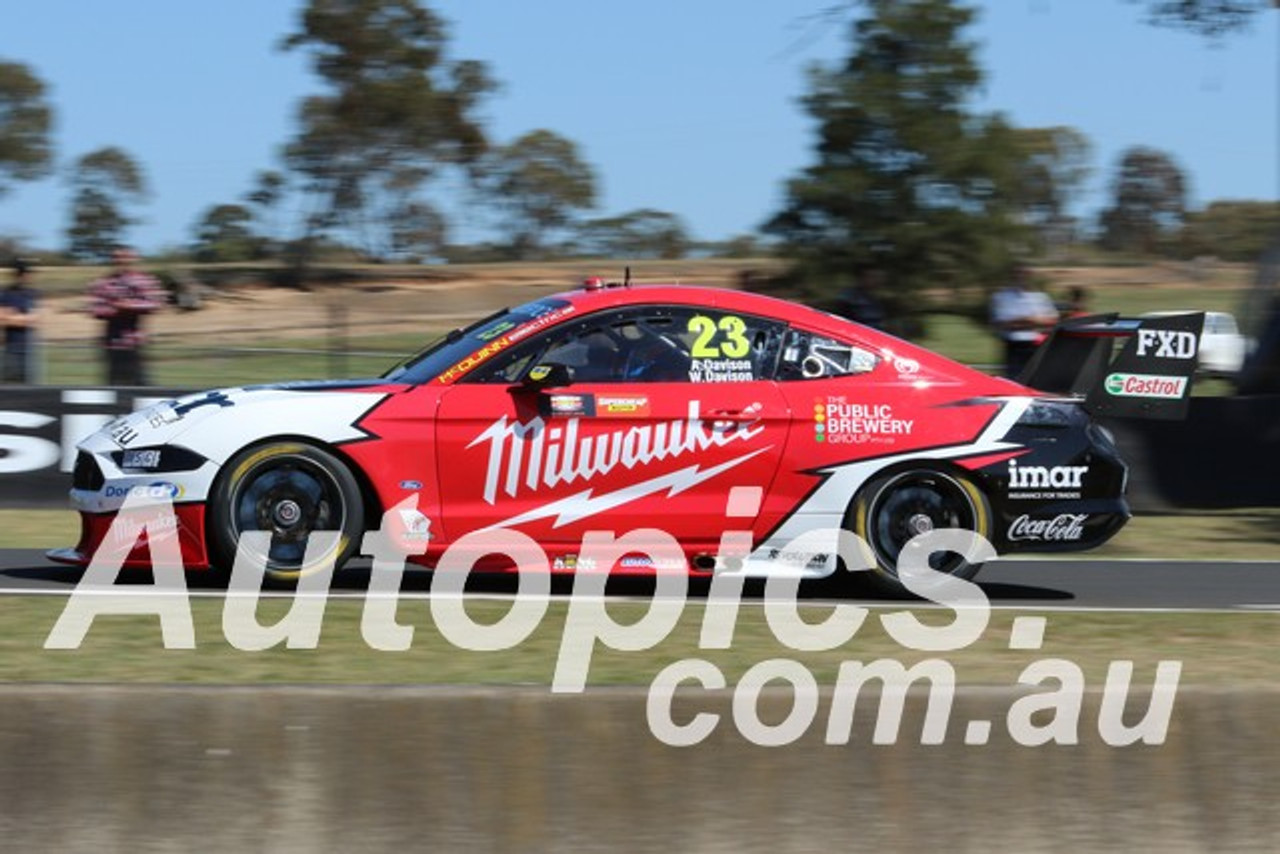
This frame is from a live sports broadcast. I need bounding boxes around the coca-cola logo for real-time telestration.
[1007,513,1088,542]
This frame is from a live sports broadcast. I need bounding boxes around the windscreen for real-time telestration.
[383,298,574,384]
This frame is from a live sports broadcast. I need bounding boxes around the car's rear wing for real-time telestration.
[1019,312,1205,420]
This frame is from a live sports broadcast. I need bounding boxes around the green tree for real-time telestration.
[484,129,596,259]
[245,169,287,251]
[0,60,54,200]
[821,1,1271,37]
[66,147,148,260]
[1098,146,1187,255]
[1180,200,1280,261]
[193,203,262,262]
[281,0,495,261]
[766,0,1024,309]
[388,199,447,261]
[705,234,766,258]
[1130,0,1270,37]
[1010,126,1092,255]
[575,209,689,259]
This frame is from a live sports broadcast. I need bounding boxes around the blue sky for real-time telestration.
[1,0,1276,253]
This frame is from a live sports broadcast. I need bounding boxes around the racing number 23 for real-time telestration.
[689,314,750,359]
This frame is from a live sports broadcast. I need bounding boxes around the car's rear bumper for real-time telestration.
[996,496,1131,555]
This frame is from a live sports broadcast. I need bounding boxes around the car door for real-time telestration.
[433,305,792,550]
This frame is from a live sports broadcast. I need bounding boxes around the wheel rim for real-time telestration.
[866,471,979,577]
[229,454,347,570]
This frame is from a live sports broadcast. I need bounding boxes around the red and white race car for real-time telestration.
[53,278,1148,590]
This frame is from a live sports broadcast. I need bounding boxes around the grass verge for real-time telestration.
[3,597,1276,686]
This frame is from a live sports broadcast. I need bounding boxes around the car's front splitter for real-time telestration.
[47,503,212,571]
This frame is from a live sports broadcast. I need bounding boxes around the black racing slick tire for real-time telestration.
[207,441,364,583]
[847,467,991,594]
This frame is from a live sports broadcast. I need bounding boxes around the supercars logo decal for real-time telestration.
[468,400,763,505]
[597,395,650,417]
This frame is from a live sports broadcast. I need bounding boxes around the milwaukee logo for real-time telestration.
[469,401,763,505]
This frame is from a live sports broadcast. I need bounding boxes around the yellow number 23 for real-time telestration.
[688,314,750,359]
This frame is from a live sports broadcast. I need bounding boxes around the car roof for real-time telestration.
[403,280,1026,394]
[550,283,870,338]
[534,282,1021,392]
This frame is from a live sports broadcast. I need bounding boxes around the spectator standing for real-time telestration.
[0,259,39,384]
[89,247,164,386]
[1059,285,1092,319]
[990,266,1059,379]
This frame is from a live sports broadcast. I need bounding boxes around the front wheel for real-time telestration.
[847,467,990,594]
[207,441,364,583]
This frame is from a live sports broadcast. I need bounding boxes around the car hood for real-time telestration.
[82,380,402,464]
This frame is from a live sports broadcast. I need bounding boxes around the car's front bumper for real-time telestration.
[47,503,213,570]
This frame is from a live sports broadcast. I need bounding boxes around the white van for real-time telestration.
[1142,310,1251,377]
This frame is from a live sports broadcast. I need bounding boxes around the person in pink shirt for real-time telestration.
[88,246,164,386]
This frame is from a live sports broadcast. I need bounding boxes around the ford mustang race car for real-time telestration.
[52,278,1180,591]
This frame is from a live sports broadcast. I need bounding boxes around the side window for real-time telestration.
[482,349,540,384]
[776,329,879,381]
[467,307,785,384]
[544,326,630,381]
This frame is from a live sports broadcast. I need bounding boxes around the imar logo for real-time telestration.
[1007,460,1088,491]
[1136,328,1198,360]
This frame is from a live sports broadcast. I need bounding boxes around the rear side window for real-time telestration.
[775,329,880,381]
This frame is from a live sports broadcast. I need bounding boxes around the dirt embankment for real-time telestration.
[34,260,782,345]
[32,259,1247,345]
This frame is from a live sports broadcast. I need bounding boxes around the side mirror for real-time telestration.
[522,362,574,390]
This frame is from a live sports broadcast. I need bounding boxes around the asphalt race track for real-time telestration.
[1,548,1278,610]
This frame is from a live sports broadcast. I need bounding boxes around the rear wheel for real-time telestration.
[847,467,990,594]
[208,441,364,583]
